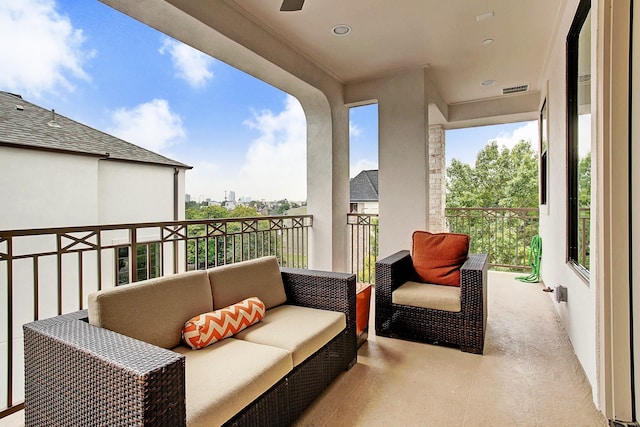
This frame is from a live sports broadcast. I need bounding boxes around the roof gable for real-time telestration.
[0,91,190,169]
[350,170,378,202]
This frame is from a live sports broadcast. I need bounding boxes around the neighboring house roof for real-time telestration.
[0,91,190,169]
[350,169,378,202]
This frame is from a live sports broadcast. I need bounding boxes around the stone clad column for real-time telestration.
[428,125,446,232]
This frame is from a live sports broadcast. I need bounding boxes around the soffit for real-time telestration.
[226,0,563,105]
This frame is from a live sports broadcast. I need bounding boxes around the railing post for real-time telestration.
[130,227,137,283]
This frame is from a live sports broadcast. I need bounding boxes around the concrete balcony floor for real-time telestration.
[295,271,608,427]
[0,272,607,427]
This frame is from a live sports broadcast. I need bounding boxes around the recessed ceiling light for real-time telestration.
[482,38,494,45]
[332,24,351,36]
[481,79,496,86]
[476,11,494,22]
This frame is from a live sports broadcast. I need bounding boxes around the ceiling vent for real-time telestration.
[502,84,529,95]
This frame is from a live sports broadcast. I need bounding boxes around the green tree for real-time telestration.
[446,139,539,270]
[578,152,591,208]
[447,140,539,208]
[228,205,260,218]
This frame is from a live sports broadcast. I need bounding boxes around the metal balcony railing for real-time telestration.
[347,213,379,284]
[347,208,541,285]
[0,214,311,418]
[445,207,540,271]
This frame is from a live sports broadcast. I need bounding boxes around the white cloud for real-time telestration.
[238,95,307,200]
[108,99,186,153]
[0,0,94,97]
[159,37,214,88]
[185,161,221,201]
[492,121,539,151]
[350,159,377,178]
[349,121,362,138]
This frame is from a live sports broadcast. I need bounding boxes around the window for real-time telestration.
[116,243,161,285]
[540,99,548,206]
[567,0,592,275]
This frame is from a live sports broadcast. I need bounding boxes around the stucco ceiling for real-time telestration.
[226,0,563,105]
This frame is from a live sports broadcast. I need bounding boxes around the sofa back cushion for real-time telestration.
[88,270,212,349]
[208,256,287,310]
[412,231,470,287]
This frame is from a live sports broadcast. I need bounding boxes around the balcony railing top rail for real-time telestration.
[0,214,311,418]
[347,207,542,286]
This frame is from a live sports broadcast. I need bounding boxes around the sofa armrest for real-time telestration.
[280,268,356,319]
[24,311,186,427]
[280,268,357,359]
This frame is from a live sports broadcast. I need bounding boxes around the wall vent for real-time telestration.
[502,84,529,95]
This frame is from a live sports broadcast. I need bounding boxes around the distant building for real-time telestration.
[185,193,191,203]
[228,190,236,203]
[0,91,191,230]
[350,170,379,214]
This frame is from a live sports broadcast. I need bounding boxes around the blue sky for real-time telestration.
[1,0,537,202]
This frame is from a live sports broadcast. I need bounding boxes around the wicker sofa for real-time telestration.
[23,256,357,426]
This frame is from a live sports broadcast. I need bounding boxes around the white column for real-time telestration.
[345,68,431,257]
[303,95,350,272]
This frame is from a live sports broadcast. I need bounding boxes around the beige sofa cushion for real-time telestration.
[173,338,293,427]
[88,270,212,349]
[234,305,345,366]
[208,256,287,310]
[392,281,461,312]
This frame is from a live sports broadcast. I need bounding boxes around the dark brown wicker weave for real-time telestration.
[23,268,357,427]
[375,250,488,354]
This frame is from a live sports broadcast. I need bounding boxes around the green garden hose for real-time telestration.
[517,235,542,283]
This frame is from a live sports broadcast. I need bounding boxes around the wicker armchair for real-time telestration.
[375,250,488,354]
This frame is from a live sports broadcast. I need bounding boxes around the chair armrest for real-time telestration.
[24,311,186,426]
[374,250,414,335]
[374,250,414,298]
[460,253,489,320]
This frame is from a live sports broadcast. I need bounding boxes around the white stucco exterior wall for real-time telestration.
[98,161,177,224]
[0,147,99,229]
[538,0,598,399]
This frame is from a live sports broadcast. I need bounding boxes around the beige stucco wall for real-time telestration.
[537,0,599,400]
[540,0,635,421]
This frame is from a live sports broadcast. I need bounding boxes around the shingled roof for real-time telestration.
[0,91,190,169]
[350,169,378,202]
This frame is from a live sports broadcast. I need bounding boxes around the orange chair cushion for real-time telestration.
[182,297,266,349]
[412,231,470,287]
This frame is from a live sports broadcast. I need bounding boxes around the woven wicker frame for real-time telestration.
[375,250,488,354]
[23,268,357,426]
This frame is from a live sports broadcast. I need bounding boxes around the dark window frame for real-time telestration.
[566,0,591,277]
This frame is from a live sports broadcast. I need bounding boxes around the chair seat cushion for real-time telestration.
[392,281,461,312]
[412,231,469,286]
[234,304,346,366]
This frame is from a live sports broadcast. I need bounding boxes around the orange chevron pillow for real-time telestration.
[181,297,266,350]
